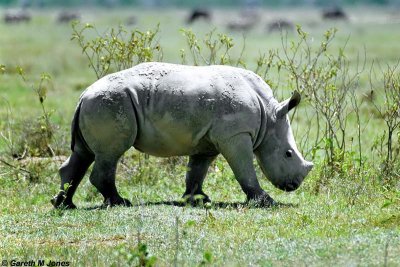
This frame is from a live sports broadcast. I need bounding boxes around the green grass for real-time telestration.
[0,155,399,265]
[0,7,399,266]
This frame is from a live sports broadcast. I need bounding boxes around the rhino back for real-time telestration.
[82,63,273,156]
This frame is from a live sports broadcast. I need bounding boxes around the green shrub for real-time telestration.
[71,22,162,79]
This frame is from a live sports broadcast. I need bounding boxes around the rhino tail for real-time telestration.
[70,100,82,151]
[70,99,92,154]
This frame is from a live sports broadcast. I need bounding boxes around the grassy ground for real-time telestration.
[0,7,399,266]
[1,155,399,266]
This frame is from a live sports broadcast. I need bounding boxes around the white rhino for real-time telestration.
[51,62,313,209]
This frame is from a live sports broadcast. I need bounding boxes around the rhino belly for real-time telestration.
[133,114,216,157]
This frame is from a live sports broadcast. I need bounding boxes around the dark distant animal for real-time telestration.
[57,11,80,23]
[4,11,31,23]
[322,7,348,20]
[227,18,257,31]
[126,15,137,26]
[268,19,294,33]
[51,62,313,209]
[187,8,211,24]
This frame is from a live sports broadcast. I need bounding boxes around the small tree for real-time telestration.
[268,27,364,173]
[180,28,241,66]
[372,63,400,175]
[15,68,55,157]
[71,21,162,79]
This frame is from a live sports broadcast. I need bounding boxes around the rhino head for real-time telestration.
[255,91,313,191]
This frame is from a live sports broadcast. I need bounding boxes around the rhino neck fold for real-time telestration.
[252,95,268,150]
[254,92,280,152]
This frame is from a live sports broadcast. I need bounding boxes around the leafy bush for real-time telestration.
[180,28,241,66]
[272,28,366,183]
[16,69,56,157]
[371,63,400,182]
[71,21,162,79]
[0,68,59,158]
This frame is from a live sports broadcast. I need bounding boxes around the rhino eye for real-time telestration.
[285,150,293,158]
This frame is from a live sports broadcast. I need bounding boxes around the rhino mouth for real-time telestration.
[278,178,301,192]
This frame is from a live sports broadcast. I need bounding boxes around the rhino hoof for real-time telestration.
[182,193,211,207]
[248,193,276,208]
[103,197,132,208]
[51,193,77,209]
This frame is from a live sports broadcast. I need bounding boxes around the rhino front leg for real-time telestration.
[218,134,275,207]
[183,154,217,205]
[89,155,132,207]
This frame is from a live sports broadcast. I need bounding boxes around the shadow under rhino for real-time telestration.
[76,200,298,211]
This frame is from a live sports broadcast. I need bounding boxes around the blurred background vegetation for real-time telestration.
[0,0,400,7]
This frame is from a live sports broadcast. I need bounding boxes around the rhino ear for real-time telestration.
[276,91,301,118]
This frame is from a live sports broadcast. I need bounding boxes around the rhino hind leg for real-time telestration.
[89,155,132,207]
[52,126,95,209]
[83,131,134,208]
[182,154,217,205]
[78,91,137,207]
[51,151,94,209]
[218,134,275,207]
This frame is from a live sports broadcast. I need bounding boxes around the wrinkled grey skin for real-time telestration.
[51,62,313,209]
